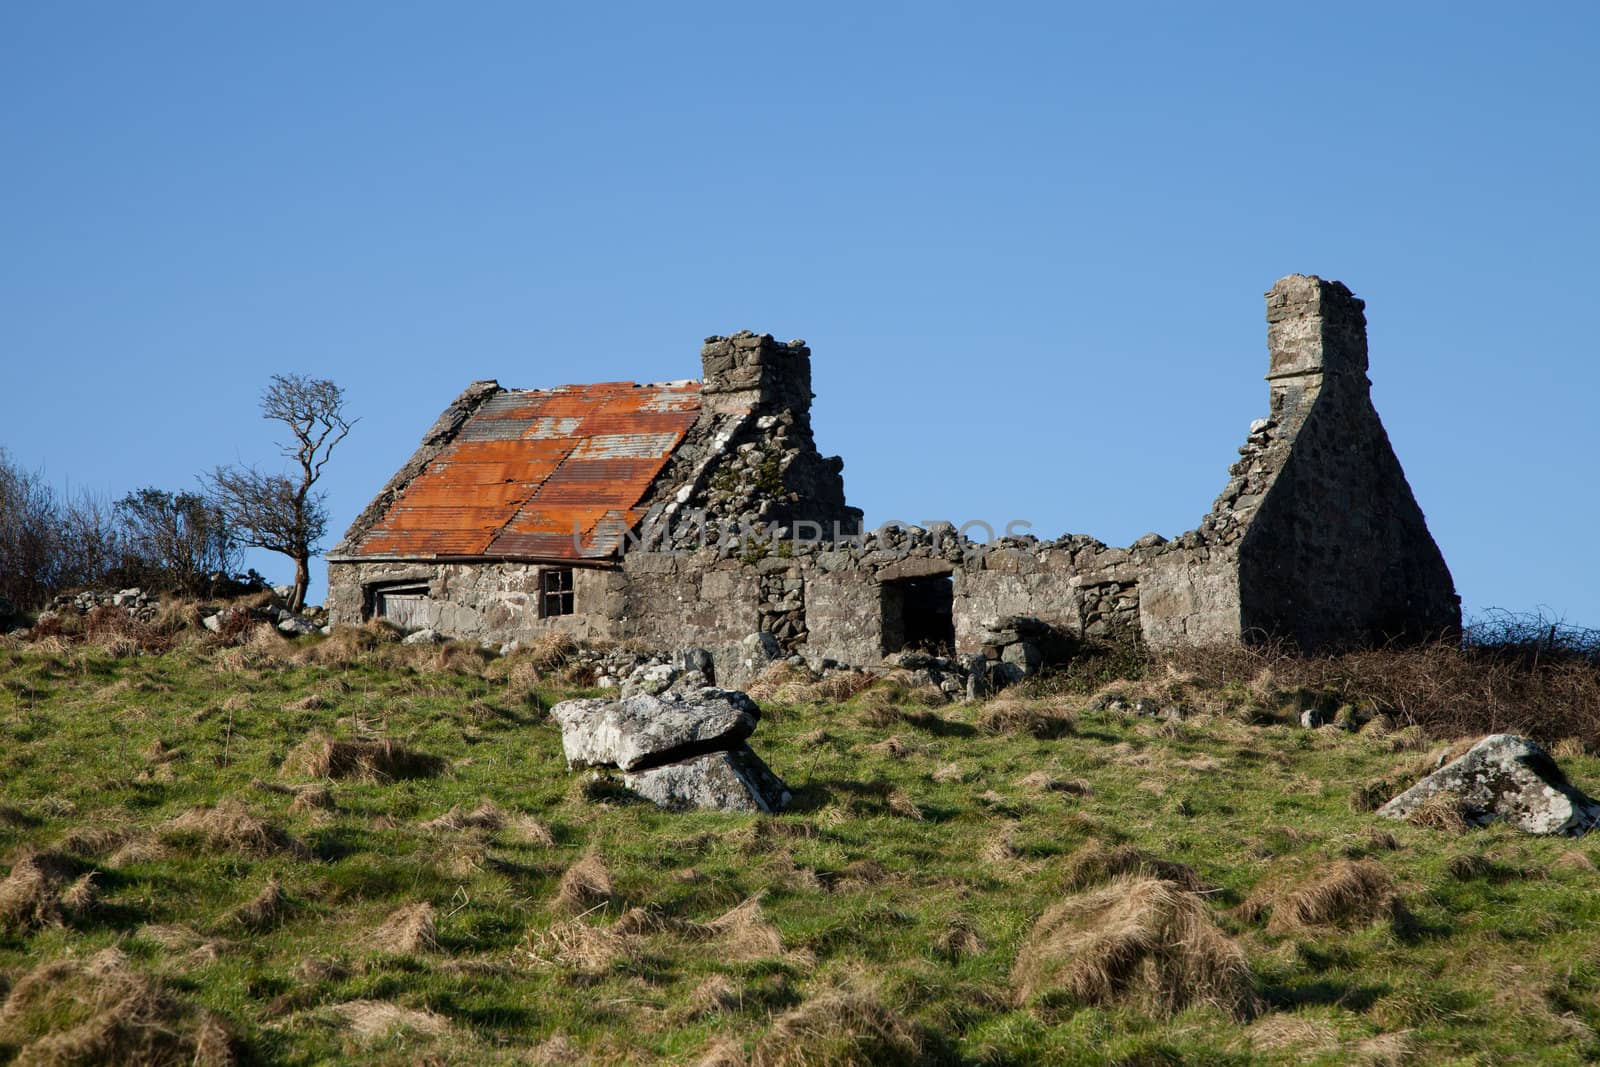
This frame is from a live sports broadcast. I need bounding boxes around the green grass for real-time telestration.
[1,636,1599,1064]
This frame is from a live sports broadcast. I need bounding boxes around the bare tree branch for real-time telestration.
[204,375,355,611]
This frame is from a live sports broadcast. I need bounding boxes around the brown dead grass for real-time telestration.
[977,697,1076,739]
[287,619,400,669]
[1158,639,1600,748]
[159,799,304,857]
[419,800,507,833]
[751,982,925,1067]
[0,951,237,1065]
[696,1037,748,1067]
[553,854,614,914]
[136,923,232,963]
[0,850,86,933]
[281,731,445,782]
[704,895,786,962]
[934,917,984,961]
[1402,793,1473,834]
[231,877,288,932]
[684,975,744,1020]
[1242,860,1402,933]
[330,999,449,1042]
[368,902,439,954]
[524,916,638,972]
[1016,771,1091,795]
[886,789,924,821]
[1062,839,1212,894]
[1011,876,1257,1019]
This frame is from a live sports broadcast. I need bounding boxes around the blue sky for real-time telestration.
[3,2,1596,625]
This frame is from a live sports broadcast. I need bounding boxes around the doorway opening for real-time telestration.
[880,575,955,655]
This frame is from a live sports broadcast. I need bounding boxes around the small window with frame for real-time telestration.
[540,568,575,617]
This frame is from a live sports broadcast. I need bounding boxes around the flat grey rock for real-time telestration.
[622,744,791,813]
[550,688,759,771]
[1378,733,1600,835]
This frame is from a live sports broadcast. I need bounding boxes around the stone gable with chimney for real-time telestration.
[326,274,1461,686]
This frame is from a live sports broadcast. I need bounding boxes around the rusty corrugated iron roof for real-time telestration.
[350,380,701,562]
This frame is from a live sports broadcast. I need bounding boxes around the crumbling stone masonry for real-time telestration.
[327,275,1460,685]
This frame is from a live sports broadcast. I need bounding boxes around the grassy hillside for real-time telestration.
[1,622,1600,1065]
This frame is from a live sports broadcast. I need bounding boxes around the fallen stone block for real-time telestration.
[551,689,759,772]
[621,744,791,814]
[1378,734,1600,835]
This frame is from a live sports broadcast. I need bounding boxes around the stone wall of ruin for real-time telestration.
[325,274,1461,672]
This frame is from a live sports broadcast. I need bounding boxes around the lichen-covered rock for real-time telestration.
[621,745,791,813]
[550,689,759,772]
[1378,734,1600,835]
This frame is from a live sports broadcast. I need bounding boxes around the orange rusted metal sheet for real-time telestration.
[348,380,702,562]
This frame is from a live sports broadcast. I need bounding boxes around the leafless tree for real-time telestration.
[115,488,240,594]
[205,375,355,611]
[0,450,62,610]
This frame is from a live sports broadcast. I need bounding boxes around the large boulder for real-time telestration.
[1378,734,1600,835]
[622,745,792,814]
[550,689,760,772]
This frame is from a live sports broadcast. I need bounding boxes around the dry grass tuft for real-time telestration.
[524,915,637,972]
[930,762,967,784]
[1243,860,1401,933]
[330,999,449,1041]
[369,902,439,954]
[0,952,236,1065]
[160,799,304,857]
[1243,1013,1344,1058]
[554,854,614,914]
[977,698,1076,739]
[684,975,744,1019]
[281,731,445,782]
[0,850,85,932]
[1016,771,1091,795]
[419,799,507,833]
[886,789,924,821]
[696,1036,748,1067]
[934,917,984,961]
[108,836,169,867]
[1555,849,1597,873]
[752,983,925,1067]
[1062,839,1211,894]
[231,877,288,931]
[529,1032,585,1065]
[705,895,786,962]
[505,814,557,847]
[1447,853,1494,880]
[525,630,578,673]
[287,785,335,814]
[136,924,232,963]
[1010,876,1257,1019]
[59,872,98,920]
[58,823,135,859]
[1403,793,1473,833]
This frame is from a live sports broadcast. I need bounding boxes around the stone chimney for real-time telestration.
[1264,274,1369,414]
[699,331,814,420]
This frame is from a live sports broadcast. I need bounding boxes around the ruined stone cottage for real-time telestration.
[327,274,1460,684]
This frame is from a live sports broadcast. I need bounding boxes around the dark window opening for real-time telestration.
[371,584,430,629]
[880,575,955,655]
[541,568,575,617]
